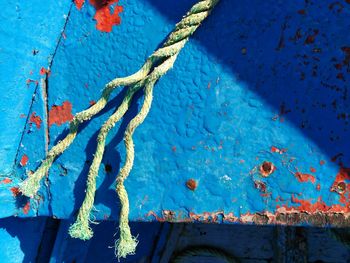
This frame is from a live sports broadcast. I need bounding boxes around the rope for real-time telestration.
[19,60,154,197]
[19,0,220,260]
[170,246,240,263]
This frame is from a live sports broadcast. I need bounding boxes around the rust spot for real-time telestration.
[304,29,319,45]
[336,182,346,194]
[320,160,325,165]
[0,178,12,184]
[259,161,276,177]
[48,101,74,127]
[297,9,306,15]
[186,179,197,191]
[23,202,30,214]
[337,73,345,81]
[254,180,267,193]
[331,153,343,162]
[295,172,316,183]
[29,112,42,129]
[20,155,29,167]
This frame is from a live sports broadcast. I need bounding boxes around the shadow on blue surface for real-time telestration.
[1,216,350,262]
[145,0,350,164]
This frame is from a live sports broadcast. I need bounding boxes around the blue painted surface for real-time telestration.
[0,217,46,262]
[1,0,350,222]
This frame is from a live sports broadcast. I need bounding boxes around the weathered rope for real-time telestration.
[19,60,155,197]
[19,0,220,260]
[170,246,239,263]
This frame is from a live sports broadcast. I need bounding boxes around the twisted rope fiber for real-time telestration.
[170,246,239,263]
[69,54,178,253]
[19,0,218,198]
[19,60,155,197]
[20,0,219,260]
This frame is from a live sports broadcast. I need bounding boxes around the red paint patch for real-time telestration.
[282,195,350,213]
[23,202,30,214]
[270,146,287,154]
[89,0,123,32]
[89,100,96,106]
[39,67,50,76]
[29,112,42,129]
[48,101,74,127]
[320,160,325,165]
[1,178,12,184]
[20,155,29,167]
[316,184,321,191]
[10,187,20,197]
[310,167,316,173]
[75,0,85,9]
[295,172,316,183]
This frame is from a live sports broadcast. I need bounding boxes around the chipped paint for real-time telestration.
[295,172,316,183]
[0,178,12,184]
[22,202,30,215]
[29,112,42,129]
[20,155,29,167]
[75,0,123,32]
[48,101,73,127]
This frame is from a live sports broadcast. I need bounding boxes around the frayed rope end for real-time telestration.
[68,221,93,241]
[114,234,138,261]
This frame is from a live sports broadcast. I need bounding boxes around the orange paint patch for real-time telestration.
[89,0,123,32]
[23,202,30,214]
[48,101,74,127]
[75,0,85,9]
[29,112,42,129]
[282,195,350,213]
[0,178,12,184]
[20,155,29,167]
[295,172,316,183]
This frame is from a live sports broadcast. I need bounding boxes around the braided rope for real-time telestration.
[170,246,239,263]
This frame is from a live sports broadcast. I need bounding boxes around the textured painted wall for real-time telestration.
[1,0,350,224]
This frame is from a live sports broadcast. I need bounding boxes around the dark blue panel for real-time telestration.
[0,217,47,263]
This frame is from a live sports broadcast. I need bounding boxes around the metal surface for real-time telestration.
[1,0,350,224]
